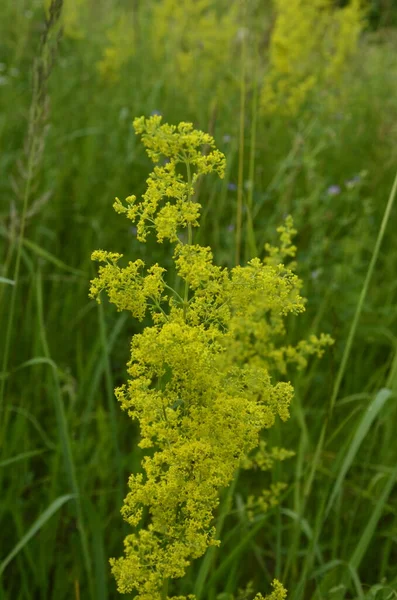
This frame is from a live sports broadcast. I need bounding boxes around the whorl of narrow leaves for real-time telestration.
[90,116,331,599]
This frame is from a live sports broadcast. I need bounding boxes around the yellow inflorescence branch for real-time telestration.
[90,115,332,599]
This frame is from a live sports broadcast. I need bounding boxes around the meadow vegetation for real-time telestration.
[1,1,397,599]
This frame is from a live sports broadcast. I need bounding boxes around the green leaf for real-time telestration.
[0,494,75,575]
[326,388,392,516]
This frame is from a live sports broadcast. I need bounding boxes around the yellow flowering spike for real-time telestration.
[89,252,166,321]
[114,116,225,243]
[241,440,295,472]
[97,11,135,83]
[261,0,366,117]
[264,215,298,268]
[133,116,226,178]
[246,482,288,521]
[90,116,331,597]
[150,0,239,112]
[254,580,288,600]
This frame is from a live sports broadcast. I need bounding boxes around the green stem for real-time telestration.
[183,160,193,320]
[98,302,124,509]
[245,31,259,261]
[0,0,63,437]
[235,1,247,266]
[0,149,34,434]
[194,472,239,599]
[161,578,169,600]
[35,270,94,598]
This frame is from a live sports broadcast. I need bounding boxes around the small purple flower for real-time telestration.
[327,185,341,196]
[345,175,361,189]
[311,269,321,280]
[119,107,129,121]
[227,224,235,232]
[228,182,237,191]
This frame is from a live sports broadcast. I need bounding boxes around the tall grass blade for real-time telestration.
[0,277,15,286]
[35,271,94,596]
[0,449,47,468]
[194,476,238,599]
[350,462,397,571]
[0,494,74,575]
[325,388,392,516]
[22,238,85,276]
[304,169,397,500]
[98,301,124,508]
[0,0,63,430]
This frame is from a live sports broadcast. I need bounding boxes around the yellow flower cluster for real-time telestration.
[255,580,288,600]
[219,579,288,600]
[95,0,239,108]
[90,116,331,598]
[246,483,288,522]
[90,251,166,320]
[97,11,135,83]
[241,440,295,472]
[150,0,239,111]
[261,0,365,117]
[113,116,225,243]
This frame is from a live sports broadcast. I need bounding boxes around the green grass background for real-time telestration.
[1,1,397,598]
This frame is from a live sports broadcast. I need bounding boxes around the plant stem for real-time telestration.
[0,0,64,437]
[235,0,247,266]
[183,160,193,320]
[161,578,169,600]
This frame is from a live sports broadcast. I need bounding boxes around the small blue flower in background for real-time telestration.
[327,184,341,196]
[130,226,137,236]
[223,134,232,143]
[228,182,237,191]
[151,109,162,116]
[345,174,361,189]
[311,269,321,280]
[119,107,129,121]
[227,224,235,232]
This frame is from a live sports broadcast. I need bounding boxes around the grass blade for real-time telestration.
[326,388,392,516]
[304,169,397,500]
[0,449,47,468]
[350,463,397,571]
[22,238,85,276]
[0,277,15,286]
[0,494,74,575]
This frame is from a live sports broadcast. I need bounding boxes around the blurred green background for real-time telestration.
[1,1,397,598]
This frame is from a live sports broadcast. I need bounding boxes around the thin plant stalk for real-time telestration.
[235,0,247,266]
[245,32,259,261]
[98,301,124,509]
[0,0,63,436]
[35,270,94,597]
